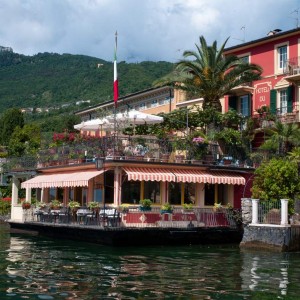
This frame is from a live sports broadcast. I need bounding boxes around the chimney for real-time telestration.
[267,29,282,36]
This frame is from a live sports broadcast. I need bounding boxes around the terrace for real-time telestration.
[3,134,250,173]
[21,205,240,229]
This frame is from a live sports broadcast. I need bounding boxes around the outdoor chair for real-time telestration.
[85,210,99,225]
[50,209,60,223]
[33,208,44,221]
[40,207,51,222]
[58,206,70,224]
[99,208,120,227]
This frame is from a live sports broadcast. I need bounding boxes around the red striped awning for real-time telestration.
[209,171,245,185]
[123,167,245,185]
[21,170,105,189]
[123,167,176,182]
[172,169,211,183]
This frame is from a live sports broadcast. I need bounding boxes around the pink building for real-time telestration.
[224,28,300,121]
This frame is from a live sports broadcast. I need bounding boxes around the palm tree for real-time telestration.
[154,36,262,112]
[261,122,300,155]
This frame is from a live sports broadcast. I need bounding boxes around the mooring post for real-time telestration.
[280,199,289,226]
[251,199,259,225]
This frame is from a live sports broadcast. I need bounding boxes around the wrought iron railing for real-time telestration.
[284,57,300,75]
[22,206,240,229]
[258,200,281,225]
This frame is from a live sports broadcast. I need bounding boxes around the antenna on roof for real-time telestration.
[232,26,246,43]
[291,9,299,28]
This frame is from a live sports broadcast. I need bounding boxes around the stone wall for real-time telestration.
[240,225,300,252]
[241,198,252,225]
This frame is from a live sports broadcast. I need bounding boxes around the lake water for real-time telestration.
[1,224,300,299]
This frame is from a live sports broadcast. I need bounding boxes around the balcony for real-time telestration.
[2,136,217,172]
[284,57,300,83]
[229,82,254,96]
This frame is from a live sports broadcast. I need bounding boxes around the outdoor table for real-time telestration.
[76,209,92,224]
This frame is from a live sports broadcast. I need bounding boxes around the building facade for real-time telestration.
[223,28,300,122]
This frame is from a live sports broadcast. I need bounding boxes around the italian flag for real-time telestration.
[113,31,118,106]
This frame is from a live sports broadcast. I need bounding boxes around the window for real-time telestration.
[228,95,250,117]
[271,86,293,114]
[168,182,181,205]
[239,55,249,64]
[122,180,141,204]
[159,99,165,105]
[151,99,158,107]
[278,45,287,70]
[93,183,103,203]
[204,184,228,206]
[144,181,161,204]
[49,187,63,201]
[183,183,196,205]
[280,89,288,114]
[240,95,250,116]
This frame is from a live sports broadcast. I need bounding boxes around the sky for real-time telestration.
[0,0,300,62]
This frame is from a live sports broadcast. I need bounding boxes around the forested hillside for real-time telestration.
[0,50,174,112]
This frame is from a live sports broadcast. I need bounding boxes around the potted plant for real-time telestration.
[50,199,62,210]
[182,203,194,212]
[68,200,80,210]
[160,202,173,214]
[213,202,223,212]
[35,201,46,209]
[139,199,152,212]
[22,201,31,210]
[119,203,130,213]
[88,201,100,212]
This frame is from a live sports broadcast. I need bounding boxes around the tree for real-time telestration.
[251,158,300,204]
[260,121,300,156]
[8,124,41,157]
[154,36,262,111]
[0,108,24,145]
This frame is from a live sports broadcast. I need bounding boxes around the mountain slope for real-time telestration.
[0,50,174,112]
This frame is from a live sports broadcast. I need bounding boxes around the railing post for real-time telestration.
[251,199,259,225]
[280,199,289,226]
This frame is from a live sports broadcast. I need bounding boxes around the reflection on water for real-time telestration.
[1,224,300,299]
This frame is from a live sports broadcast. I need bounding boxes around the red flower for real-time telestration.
[2,197,11,202]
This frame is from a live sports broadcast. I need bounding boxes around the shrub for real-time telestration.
[0,200,11,215]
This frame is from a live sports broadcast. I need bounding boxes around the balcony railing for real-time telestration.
[22,206,241,229]
[2,135,229,172]
[284,57,300,75]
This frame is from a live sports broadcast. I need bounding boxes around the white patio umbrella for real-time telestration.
[107,109,164,134]
[107,109,164,125]
[74,118,113,133]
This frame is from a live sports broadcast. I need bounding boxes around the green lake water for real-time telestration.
[1,224,300,299]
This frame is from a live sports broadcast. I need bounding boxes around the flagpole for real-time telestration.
[113,31,118,158]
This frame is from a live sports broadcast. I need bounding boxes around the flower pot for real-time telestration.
[139,206,151,212]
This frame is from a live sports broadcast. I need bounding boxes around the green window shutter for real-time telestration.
[270,89,277,114]
[287,85,293,113]
[228,96,238,111]
[249,94,252,116]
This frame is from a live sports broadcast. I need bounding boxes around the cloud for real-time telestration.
[0,0,298,62]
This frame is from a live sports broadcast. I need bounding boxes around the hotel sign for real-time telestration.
[254,82,272,110]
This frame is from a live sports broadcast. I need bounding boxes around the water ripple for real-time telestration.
[1,225,300,299]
